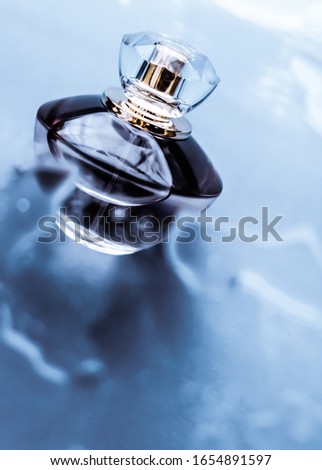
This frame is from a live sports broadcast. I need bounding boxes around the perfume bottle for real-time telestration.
[35,31,222,255]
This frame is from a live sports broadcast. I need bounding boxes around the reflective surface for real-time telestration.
[37,96,173,206]
[36,94,221,254]
[1,0,322,450]
[120,31,220,118]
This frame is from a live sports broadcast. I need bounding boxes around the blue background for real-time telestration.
[0,0,322,450]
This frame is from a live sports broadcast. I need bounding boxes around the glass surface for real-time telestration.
[37,102,173,206]
[0,0,322,451]
[35,94,221,254]
[120,31,220,117]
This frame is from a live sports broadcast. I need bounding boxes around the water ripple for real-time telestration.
[239,270,322,327]
[0,304,68,385]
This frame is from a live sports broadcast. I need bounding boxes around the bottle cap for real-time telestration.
[119,31,220,119]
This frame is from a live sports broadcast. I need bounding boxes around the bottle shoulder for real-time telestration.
[36,94,222,200]
[37,94,105,128]
[36,95,172,206]
[156,135,222,198]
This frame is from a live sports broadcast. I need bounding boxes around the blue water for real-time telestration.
[0,0,322,450]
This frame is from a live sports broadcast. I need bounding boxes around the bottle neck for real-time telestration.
[102,87,192,140]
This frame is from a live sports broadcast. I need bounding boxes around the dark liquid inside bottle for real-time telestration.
[35,95,222,254]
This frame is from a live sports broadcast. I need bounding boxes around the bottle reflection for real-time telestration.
[0,169,203,380]
[0,168,213,448]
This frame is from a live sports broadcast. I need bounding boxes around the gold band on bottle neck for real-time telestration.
[102,88,192,140]
[137,62,182,96]
[136,42,187,97]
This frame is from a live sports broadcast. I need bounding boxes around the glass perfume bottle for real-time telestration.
[35,31,222,255]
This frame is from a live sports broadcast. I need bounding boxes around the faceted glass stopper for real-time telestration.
[119,31,220,119]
